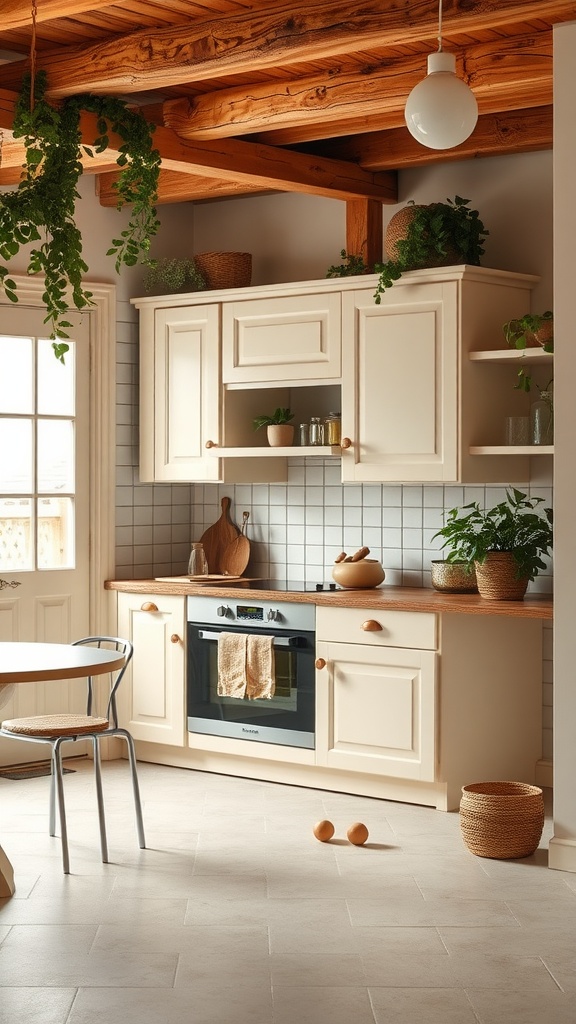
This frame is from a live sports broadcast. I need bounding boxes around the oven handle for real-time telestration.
[197,629,306,648]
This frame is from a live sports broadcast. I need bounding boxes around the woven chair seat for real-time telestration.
[2,714,109,737]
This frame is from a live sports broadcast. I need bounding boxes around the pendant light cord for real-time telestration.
[437,0,443,53]
[30,0,37,111]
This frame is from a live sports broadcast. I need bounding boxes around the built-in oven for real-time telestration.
[186,595,315,749]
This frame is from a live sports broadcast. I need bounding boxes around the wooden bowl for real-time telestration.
[332,559,385,589]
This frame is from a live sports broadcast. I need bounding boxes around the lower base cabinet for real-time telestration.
[117,592,186,746]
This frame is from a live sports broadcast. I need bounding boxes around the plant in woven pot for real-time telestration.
[432,487,553,600]
[373,196,488,304]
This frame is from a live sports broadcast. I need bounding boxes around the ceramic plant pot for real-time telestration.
[473,552,529,600]
[266,424,294,447]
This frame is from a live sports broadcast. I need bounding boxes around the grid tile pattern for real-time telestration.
[0,759,573,1024]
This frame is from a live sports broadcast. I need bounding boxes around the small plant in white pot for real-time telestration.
[253,408,295,447]
[432,488,553,600]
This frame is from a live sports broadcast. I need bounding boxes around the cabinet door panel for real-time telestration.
[117,593,186,746]
[316,641,436,780]
[222,293,341,383]
[341,285,458,482]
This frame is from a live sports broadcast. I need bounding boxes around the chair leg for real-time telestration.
[49,748,57,837]
[119,730,146,849]
[53,739,70,874]
[92,737,109,864]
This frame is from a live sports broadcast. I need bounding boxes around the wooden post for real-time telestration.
[346,199,383,270]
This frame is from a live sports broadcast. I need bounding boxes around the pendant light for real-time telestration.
[404,0,478,150]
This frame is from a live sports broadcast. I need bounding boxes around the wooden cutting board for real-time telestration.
[220,511,251,577]
[200,497,239,574]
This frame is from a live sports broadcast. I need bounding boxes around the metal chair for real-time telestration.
[0,636,145,873]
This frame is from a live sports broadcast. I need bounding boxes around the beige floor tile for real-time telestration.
[272,985,377,1024]
[346,896,518,928]
[0,949,178,987]
[466,987,576,1023]
[0,923,98,954]
[270,951,366,986]
[0,987,76,1024]
[353,925,447,956]
[67,984,273,1024]
[369,986,479,1024]
[92,922,269,956]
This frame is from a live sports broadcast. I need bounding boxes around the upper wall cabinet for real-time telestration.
[340,266,538,483]
[222,292,341,385]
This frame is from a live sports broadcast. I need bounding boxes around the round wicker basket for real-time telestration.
[385,205,462,265]
[431,560,478,593]
[460,781,545,859]
[474,552,529,601]
[194,251,252,289]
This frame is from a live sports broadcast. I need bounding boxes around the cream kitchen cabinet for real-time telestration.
[138,302,221,482]
[315,605,543,810]
[116,592,186,746]
[340,265,538,483]
[222,291,341,384]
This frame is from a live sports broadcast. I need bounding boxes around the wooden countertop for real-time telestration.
[105,579,553,619]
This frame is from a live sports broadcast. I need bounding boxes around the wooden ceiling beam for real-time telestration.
[3,0,115,32]
[163,31,552,142]
[0,0,572,99]
[325,106,554,171]
[97,169,273,206]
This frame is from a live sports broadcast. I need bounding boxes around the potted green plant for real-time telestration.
[503,310,553,351]
[326,250,370,278]
[432,487,553,600]
[253,407,295,447]
[144,258,206,295]
[373,196,488,303]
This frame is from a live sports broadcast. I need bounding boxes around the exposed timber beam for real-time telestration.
[163,32,552,142]
[0,87,397,202]
[97,169,273,206]
[0,0,572,99]
[345,200,383,270]
[319,106,553,171]
[3,0,114,32]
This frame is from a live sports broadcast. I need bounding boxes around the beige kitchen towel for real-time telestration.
[217,632,248,698]
[246,634,275,700]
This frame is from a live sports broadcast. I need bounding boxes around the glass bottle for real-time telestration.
[298,422,309,446]
[323,411,341,445]
[188,541,208,576]
[530,389,554,445]
[309,416,324,445]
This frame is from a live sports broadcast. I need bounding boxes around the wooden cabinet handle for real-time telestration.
[141,601,158,612]
[340,437,352,449]
[315,657,327,669]
[362,619,382,632]
[205,439,217,449]
[171,633,182,644]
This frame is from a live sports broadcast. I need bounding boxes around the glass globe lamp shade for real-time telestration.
[405,51,478,150]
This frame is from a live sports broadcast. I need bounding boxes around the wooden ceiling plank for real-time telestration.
[97,168,272,205]
[3,1,120,33]
[162,31,552,140]
[1,0,573,98]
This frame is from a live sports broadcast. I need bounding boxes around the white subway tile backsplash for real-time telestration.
[362,506,382,528]
[403,507,423,528]
[287,505,305,525]
[305,506,324,526]
[382,507,402,527]
[343,506,362,527]
[305,486,325,505]
[362,484,383,506]
[402,486,423,507]
[383,485,402,506]
[324,507,343,526]
[423,486,444,507]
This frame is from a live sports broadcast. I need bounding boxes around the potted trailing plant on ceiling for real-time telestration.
[0,71,161,360]
[432,487,553,600]
[373,195,489,303]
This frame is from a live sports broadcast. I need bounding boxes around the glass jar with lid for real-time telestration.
[309,417,324,445]
[530,388,554,445]
[188,542,208,576]
[323,411,341,446]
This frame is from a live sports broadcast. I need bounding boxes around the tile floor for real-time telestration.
[1,758,575,1024]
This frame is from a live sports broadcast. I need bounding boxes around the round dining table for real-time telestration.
[0,641,126,898]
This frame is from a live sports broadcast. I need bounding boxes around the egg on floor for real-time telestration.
[313,819,335,842]
[347,821,369,845]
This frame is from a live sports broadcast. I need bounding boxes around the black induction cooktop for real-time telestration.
[245,580,341,593]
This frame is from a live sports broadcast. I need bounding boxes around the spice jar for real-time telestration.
[323,411,341,445]
[299,422,309,446]
[309,417,324,445]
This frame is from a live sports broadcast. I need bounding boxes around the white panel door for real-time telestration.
[0,307,92,759]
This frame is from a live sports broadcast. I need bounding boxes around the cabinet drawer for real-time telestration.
[316,606,437,650]
[222,292,341,383]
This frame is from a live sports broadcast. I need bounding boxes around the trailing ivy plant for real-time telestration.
[373,196,488,304]
[0,71,160,360]
[326,250,369,278]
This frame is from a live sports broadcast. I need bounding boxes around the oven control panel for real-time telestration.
[188,595,315,632]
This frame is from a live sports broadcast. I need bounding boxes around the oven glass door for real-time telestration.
[187,621,315,748]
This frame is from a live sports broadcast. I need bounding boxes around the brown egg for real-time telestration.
[347,822,369,846]
[313,819,335,842]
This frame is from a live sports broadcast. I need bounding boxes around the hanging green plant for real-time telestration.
[0,71,161,360]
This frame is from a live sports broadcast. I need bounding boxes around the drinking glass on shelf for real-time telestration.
[504,415,530,446]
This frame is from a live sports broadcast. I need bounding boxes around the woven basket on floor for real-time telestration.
[194,251,252,289]
[460,781,544,859]
[474,552,529,601]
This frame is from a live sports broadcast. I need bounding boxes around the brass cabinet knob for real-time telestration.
[362,619,382,632]
[171,633,181,644]
[340,437,352,449]
[315,657,327,669]
[141,601,158,612]
[205,439,217,449]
